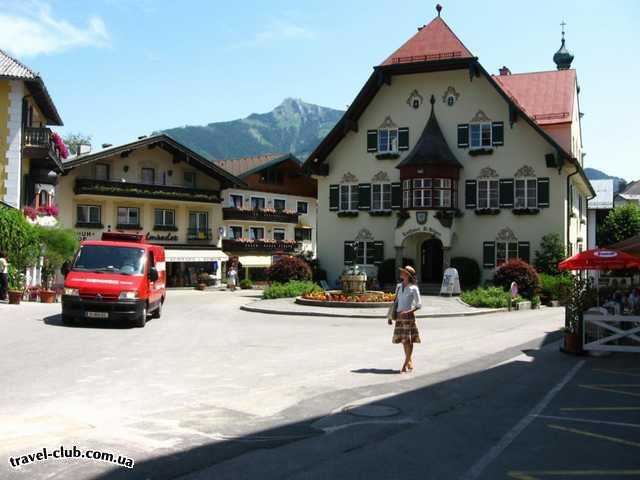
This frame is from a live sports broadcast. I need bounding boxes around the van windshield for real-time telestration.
[73,245,146,275]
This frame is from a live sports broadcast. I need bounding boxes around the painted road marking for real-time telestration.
[458,360,585,480]
[534,414,640,429]
[579,384,640,398]
[561,406,640,412]
[547,424,640,448]
[593,368,640,378]
[508,470,640,479]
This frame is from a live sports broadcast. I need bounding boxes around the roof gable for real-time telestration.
[381,17,473,66]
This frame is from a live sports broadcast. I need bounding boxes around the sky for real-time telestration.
[1,0,638,179]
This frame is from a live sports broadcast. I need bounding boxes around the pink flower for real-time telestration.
[23,206,37,220]
[50,132,69,159]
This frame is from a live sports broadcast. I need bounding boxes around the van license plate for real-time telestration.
[86,311,108,319]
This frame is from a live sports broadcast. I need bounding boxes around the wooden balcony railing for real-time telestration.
[222,207,299,223]
[22,127,61,164]
[222,239,300,253]
[74,178,221,203]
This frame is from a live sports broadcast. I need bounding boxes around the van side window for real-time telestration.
[148,251,155,270]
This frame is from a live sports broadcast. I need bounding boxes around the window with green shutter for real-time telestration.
[367,130,378,152]
[518,242,530,264]
[344,241,356,265]
[491,122,504,146]
[373,241,385,264]
[398,128,409,151]
[537,178,550,207]
[483,242,496,268]
[358,184,371,210]
[329,185,339,211]
[391,182,402,210]
[499,179,514,208]
[457,124,469,148]
[465,180,477,209]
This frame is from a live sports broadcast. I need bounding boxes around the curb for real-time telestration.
[240,302,506,319]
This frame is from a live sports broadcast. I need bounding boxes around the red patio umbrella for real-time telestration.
[558,248,640,271]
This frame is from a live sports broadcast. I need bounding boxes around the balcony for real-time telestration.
[187,228,212,242]
[22,127,61,167]
[74,178,221,203]
[222,239,300,253]
[222,207,299,223]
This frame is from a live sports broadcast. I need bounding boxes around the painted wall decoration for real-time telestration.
[442,86,460,106]
[478,167,499,178]
[341,172,359,184]
[378,116,398,129]
[355,228,375,242]
[514,165,536,178]
[496,227,517,242]
[471,109,492,123]
[371,171,390,182]
[406,89,424,109]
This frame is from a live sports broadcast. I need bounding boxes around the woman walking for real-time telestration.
[388,265,422,373]
[0,251,8,301]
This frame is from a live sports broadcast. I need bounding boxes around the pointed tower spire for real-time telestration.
[553,20,574,70]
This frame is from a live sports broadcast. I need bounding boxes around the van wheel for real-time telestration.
[151,300,162,319]
[135,305,147,328]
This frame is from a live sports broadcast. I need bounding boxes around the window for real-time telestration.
[273,198,286,212]
[470,123,492,149]
[117,207,140,227]
[273,228,286,241]
[295,227,312,241]
[261,169,284,184]
[339,184,359,211]
[496,241,519,266]
[515,178,538,208]
[478,180,499,209]
[77,205,101,225]
[94,163,110,180]
[251,197,266,210]
[250,227,264,240]
[154,208,175,227]
[229,226,243,239]
[230,194,243,208]
[38,190,50,207]
[141,168,155,184]
[184,171,196,188]
[378,128,398,153]
[188,211,208,230]
[403,178,456,209]
[297,201,308,214]
[371,183,392,211]
[403,180,411,208]
[356,241,376,265]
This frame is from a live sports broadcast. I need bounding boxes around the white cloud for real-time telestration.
[0,1,110,56]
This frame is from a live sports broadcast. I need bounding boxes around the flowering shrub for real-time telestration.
[230,237,296,244]
[461,287,520,308]
[23,206,38,220]
[266,256,312,283]
[51,132,69,159]
[37,205,59,217]
[493,259,540,299]
[302,291,395,303]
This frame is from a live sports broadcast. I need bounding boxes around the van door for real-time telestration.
[147,251,162,308]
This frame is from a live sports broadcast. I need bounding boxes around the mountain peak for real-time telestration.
[161,99,344,160]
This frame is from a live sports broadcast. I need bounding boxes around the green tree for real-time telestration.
[534,233,566,275]
[0,207,40,270]
[37,226,79,288]
[598,203,640,246]
[62,132,92,155]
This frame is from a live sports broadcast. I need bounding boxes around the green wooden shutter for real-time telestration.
[483,242,496,268]
[367,130,378,152]
[344,241,356,265]
[329,185,339,211]
[518,241,530,264]
[465,180,477,209]
[398,128,409,151]
[358,183,371,210]
[373,241,385,264]
[499,179,514,208]
[457,124,469,148]
[537,177,550,207]
[491,122,504,146]
[391,182,402,210]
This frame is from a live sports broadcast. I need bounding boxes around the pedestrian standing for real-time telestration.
[0,251,8,301]
[227,264,238,291]
[388,265,422,373]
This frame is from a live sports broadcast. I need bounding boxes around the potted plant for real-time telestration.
[195,272,210,290]
[37,227,79,303]
[7,265,26,305]
[562,275,592,355]
[39,259,56,303]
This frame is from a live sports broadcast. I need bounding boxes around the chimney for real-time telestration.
[78,144,91,155]
[499,66,511,76]
[138,135,147,140]
[101,143,113,149]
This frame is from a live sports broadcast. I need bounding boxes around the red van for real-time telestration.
[62,232,166,327]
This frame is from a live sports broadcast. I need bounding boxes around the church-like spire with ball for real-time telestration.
[553,21,574,70]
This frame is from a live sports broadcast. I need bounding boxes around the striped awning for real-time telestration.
[165,249,228,263]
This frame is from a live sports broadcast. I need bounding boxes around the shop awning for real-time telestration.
[165,249,229,263]
[237,255,272,268]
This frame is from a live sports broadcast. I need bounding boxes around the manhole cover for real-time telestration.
[343,404,400,418]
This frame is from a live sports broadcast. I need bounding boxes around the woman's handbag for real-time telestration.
[387,285,399,322]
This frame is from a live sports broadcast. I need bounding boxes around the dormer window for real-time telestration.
[470,123,492,149]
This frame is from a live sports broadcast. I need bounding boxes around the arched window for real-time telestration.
[38,190,50,207]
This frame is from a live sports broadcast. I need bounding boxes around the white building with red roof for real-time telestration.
[305,6,593,287]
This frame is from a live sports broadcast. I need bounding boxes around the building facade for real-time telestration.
[214,153,317,280]
[0,50,64,212]
[306,10,593,287]
[588,179,640,248]
[57,134,244,287]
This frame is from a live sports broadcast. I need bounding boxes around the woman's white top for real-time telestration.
[396,283,422,312]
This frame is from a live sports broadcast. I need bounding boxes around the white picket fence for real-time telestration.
[583,313,640,353]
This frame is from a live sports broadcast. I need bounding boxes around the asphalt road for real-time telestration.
[1,290,637,479]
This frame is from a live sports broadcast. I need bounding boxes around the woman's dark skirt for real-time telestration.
[392,315,421,344]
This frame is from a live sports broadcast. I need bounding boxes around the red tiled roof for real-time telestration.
[492,69,576,125]
[381,17,473,66]
[213,154,284,177]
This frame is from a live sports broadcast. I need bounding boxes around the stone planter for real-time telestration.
[516,300,532,310]
[39,290,56,303]
[563,332,581,354]
[341,274,367,294]
[550,300,561,308]
[8,290,22,305]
